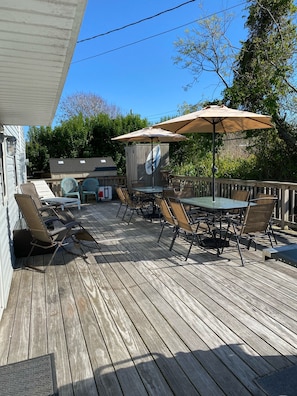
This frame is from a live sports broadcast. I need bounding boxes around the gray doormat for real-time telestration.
[256,365,297,396]
[0,354,57,396]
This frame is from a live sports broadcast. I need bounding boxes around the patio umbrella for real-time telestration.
[153,105,273,201]
[111,127,187,187]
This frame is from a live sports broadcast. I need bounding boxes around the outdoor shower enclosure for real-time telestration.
[125,144,169,190]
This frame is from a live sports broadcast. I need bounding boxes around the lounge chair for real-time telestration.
[20,182,76,223]
[30,179,81,210]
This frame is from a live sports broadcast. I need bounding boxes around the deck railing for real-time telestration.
[42,175,297,230]
[170,175,297,230]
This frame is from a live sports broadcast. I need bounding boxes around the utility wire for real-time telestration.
[77,0,196,44]
[72,2,246,65]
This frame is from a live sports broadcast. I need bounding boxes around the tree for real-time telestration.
[26,126,52,174]
[173,13,237,93]
[57,92,121,121]
[173,2,297,180]
[26,112,149,175]
[225,0,297,151]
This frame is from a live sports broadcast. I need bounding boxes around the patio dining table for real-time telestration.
[132,186,164,219]
[132,186,164,195]
[180,196,252,212]
[180,196,254,253]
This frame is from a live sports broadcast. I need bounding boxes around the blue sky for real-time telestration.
[57,0,247,125]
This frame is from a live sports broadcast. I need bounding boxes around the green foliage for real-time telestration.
[26,112,148,175]
[225,0,297,145]
[171,1,297,181]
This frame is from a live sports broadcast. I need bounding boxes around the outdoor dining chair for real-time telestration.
[121,188,149,224]
[223,198,276,266]
[255,193,278,244]
[231,189,250,201]
[115,186,128,217]
[228,189,251,223]
[168,198,215,260]
[155,197,178,249]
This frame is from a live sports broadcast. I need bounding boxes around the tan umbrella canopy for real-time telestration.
[111,127,188,143]
[112,127,187,187]
[154,105,273,200]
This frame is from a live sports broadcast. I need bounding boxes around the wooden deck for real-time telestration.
[1,201,297,395]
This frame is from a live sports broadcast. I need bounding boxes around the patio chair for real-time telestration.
[81,178,100,203]
[115,186,127,217]
[14,194,99,272]
[168,198,215,260]
[228,189,251,222]
[155,197,178,249]
[121,188,149,224]
[30,179,81,210]
[20,182,76,223]
[255,193,278,244]
[223,199,276,266]
[231,189,250,201]
[61,177,81,201]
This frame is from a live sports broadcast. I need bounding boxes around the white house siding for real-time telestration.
[0,125,26,320]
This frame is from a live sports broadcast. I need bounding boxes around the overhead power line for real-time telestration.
[77,0,196,44]
[72,2,245,65]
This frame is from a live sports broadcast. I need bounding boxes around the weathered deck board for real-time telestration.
[1,200,297,395]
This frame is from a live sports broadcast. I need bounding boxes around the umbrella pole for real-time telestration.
[212,123,216,202]
[151,139,154,188]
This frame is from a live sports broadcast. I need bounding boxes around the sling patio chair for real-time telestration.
[155,197,178,249]
[115,186,128,217]
[255,193,278,244]
[121,188,150,224]
[15,193,100,272]
[231,189,250,202]
[223,198,276,266]
[20,182,76,224]
[168,198,216,260]
[227,189,251,223]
